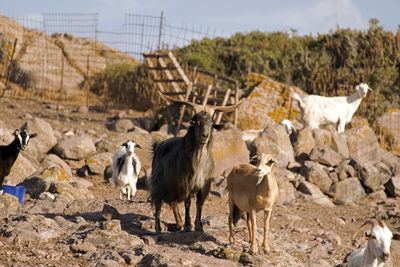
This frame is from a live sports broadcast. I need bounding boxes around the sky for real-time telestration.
[1,0,399,37]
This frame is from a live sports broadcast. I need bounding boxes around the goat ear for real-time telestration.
[135,143,142,149]
[189,120,195,126]
[122,142,128,148]
[393,233,400,241]
[212,124,223,130]
[13,130,20,136]
[30,133,37,139]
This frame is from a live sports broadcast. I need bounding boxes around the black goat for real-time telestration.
[149,91,242,232]
[0,123,37,190]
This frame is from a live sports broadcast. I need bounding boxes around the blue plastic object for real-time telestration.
[2,185,26,205]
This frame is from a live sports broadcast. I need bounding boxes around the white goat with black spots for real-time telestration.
[111,141,141,200]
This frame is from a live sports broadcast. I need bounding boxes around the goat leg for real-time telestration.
[184,197,192,232]
[250,209,258,254]
[171,202,184,231]
[228,198,235,244]
[246,212,252,244]
[154,201,162,233]
[195,181,211,232]
[263,208,272,253]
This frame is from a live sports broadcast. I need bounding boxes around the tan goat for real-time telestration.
[225,153,279,254]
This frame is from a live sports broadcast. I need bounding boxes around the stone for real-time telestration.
[0,193,21,218]
[25,118,58,157]
[346,126,380,162]
[85,152,112,175]
[41,154,73,179]
[299,161,332,193]
[252,124,294,168]
[329,177,366,202]
[309,146,344,167]
[274,167,297,205]
[297,181,334,207]
[212,127,249,177]
[293,128,315,160]
[331,130,349,158]
[53,136,96,160]
[109,119,134,132]
[352,159,391,192]
[4,152,39,185]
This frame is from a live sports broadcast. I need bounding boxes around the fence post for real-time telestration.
[2,38,18,97]
[59,50,64,103]
[158,11,163,50]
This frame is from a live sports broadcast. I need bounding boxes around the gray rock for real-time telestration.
[4,152,39,185]
[41,154,73,179]
[253,124,294,168]
[102,204,120,221]
[309,146,344,167]
[212,127,249,177]
[293,128,315,160]
[312,128,332,147]
[275,168,297,205]
[331,130,349,158]
[109,119,134,132]
[0,193,21,218]
[297,181,334,207]
[53,136,96,160]
[352,159,391,192]
[329,177,366,202]
[25,117,58,157]
[379,148,400,175]
[85,152,112,175]
[300,161,332,193]
[346,126,380,162]
[384,175,400,197]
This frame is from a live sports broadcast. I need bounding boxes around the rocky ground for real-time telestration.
[0,96,400,266]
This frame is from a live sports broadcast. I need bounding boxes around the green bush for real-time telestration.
[83,62,158,111]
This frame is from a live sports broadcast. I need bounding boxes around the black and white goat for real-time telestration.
[0,123,37,191]
[149,91,242,233]
[111,141,141,200]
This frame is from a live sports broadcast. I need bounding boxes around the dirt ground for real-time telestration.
[1,96,400,266]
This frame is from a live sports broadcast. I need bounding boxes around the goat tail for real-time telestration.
[291,92,305,109]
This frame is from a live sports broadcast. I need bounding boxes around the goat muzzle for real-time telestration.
[382,252,390,262]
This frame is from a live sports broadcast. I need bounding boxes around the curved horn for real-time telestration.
[158,90,204,114]
[211,99,244,113]
[351,219,379,239]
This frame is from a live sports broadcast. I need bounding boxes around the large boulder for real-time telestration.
[351,159,392,192]
[345,126,380,162]
[41,154,73,179]
[212,127,249,177]
[53,136,96,160]
[25,118,58,157]
[109,119,135,132]
[4,152,39,185]
[85,152,113,175]
[309,146,344,167]
[237,73,303,130]
[379,148,400,176]
[299,161,332,193]
[274,168,297,205]
[329,177,366,202]
[252,124,294,168]
[331,131,349,158]
[293,128,315,160]
[297,181,334,207]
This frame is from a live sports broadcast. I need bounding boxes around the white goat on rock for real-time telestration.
[292,83,371,133]
[111,141,141,200]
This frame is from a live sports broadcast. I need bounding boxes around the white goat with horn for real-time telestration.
[348,219,400,267]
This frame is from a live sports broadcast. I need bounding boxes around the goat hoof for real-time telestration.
[176,224,184,231]
[263,246,270,253]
